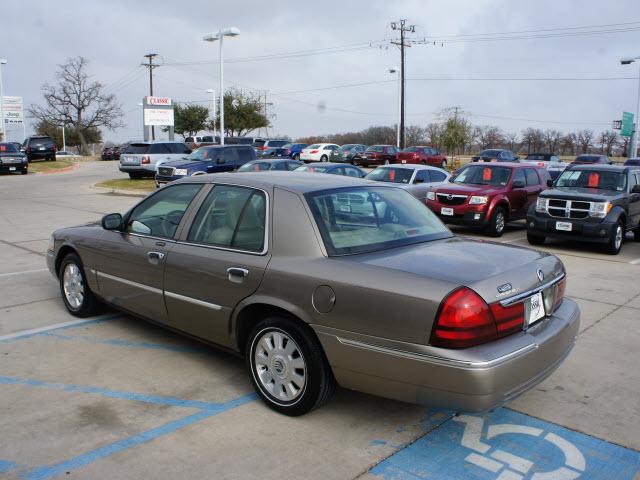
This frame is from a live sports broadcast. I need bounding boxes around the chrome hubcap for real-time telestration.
[63,263,84,309]
[254,329,306,402]
[615,226,623,250]
[496,212,505,233]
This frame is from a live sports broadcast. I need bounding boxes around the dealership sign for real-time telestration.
[143,108,174,126]
[2,96,24,125]
[145,96,172,106]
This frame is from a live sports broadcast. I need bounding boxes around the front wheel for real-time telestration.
[484,207,507,237]
[320,155,328,162]
[605,220,624,255]
[246,316,335,416]
[59,253,100,317]
[293,153,300,161]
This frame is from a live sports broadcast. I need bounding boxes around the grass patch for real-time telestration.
[28,158,76,173]
[95,178,156,192]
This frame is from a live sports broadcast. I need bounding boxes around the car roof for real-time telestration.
[375,164,447,172]
[177,171,378,193]
[463,161,526,168]
[526,153,554,157]
[567,164,628,172]
[130,140,187,145]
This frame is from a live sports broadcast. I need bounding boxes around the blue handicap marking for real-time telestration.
[371,408,640,480]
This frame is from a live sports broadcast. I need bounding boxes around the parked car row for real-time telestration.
[101,146,126,161]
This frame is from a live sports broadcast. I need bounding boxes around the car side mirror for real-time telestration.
[547,179,554,187]
[102,213,123,230]
[512,179,526,188]
[632,185,640,194]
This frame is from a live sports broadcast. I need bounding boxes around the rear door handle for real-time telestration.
[227,267,249,283]
[147,251,165,265]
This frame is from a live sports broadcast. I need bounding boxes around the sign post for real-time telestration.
[142,96,174,141]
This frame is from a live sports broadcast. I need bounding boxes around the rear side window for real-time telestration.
[268,141,288,148]
[513,169,526,185]
[223,148,239,163]
[125,144,150,154]
[148,144,171,154]
[414,170,430,183]
[187,185,266,252]
[237,147,255,162]
[525,169,540,185]
[169,143,191,154]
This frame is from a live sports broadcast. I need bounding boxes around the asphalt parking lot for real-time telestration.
[1,161,639,480]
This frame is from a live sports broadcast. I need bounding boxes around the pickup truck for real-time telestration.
[527,164,640,254]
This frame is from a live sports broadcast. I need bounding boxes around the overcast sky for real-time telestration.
[2,0,640,143]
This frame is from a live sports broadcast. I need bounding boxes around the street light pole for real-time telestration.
[389,67,400,148]
[206,89,217,141]
[0,59,7,142]
[62,122,66,151]
[203,27,240,147]
[621,56,640,158]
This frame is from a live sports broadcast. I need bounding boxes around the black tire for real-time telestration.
[21,168,28,175]
[320,155,328,162]
[634,228,640,242]
[293,153,300,161]
[128,172,143,180]
[58,253,100,317]
[527,232,545,245]
[604,220,624,255]
[246,316,335,416]
[484,206,507,237]
[51,155,56,161]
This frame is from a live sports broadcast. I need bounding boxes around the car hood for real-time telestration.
[350,236,563,304]
[160,159,206,169]
[540,187,623,201]
[0,153,26,158]
[434,183,504,195]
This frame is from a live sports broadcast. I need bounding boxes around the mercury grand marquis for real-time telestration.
[47,172,579,416]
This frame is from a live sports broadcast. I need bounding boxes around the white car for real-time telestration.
[299,143,339,163]
[520,153,567,180]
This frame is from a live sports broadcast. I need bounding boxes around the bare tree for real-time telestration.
[560,133,577,156]
[521,128,544,153]
[477,126,504,149]
[577,129,595,154]
[597,130,619,156]
[504,131,519,152]
[29,57,123,154]
[425,122,443,149]
[544,129,562,153]
[620,135,631,157]
[404,125,426,146]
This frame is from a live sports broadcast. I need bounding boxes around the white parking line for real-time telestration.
[629,258,640,265]
[0,314,118,341]
[0,268,48,278]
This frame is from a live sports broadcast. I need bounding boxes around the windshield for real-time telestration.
[295,165,329,173]
[575,155,603,163]
[453,165,512,186]
[555,169,627,191]
[479,150,501,157]
[237,161,270,172]
[188,147,220,161]
[0,143,19,153]
[338,144,357,152]
[365,167,414,184]
[267,140,288,148]
[306,187,451,255]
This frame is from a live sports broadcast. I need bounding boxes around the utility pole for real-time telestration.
[391,20,416,149]
[141,53,159,140]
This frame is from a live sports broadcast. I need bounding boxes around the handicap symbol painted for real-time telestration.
[370,408,640,480]
[455,414,584,480]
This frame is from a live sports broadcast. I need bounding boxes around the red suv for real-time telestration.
[354,145,398,166]
[426,162,549,236]
[397,146,447,169]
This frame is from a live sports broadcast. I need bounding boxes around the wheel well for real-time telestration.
[493,201,510,220]
[54,246,78,277]
[235,303,308,355]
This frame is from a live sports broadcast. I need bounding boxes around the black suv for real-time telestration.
[23,135,57,162]
[527,165,640,254]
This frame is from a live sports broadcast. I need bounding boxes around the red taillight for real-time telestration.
[259,146,267,150]
[413,153,418,159]
[430,288,497,349]
[430,287,526,349]
[141,156,150,164]
[490,302,525,337]
[310,150,318,154]
[554,278,566,310]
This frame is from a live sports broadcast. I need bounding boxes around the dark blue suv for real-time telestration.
[156,145,256,186]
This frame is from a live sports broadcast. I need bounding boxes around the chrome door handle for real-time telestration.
[227,267,249,283]
[147,251,165,265]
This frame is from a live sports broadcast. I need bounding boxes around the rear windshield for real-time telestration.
[267,140,288,148]
[526,154,548,161]
[479,150,501,157]
[338,144,357,152]
[125,143,150,154]
[367,146,384,152]
[454,165,512,186]
[295,165,329,173]
[29,137,54,146]
[365,167,414,184]
[306,187,451,255]
[237,161,270,172]
[575,155,603,163]
[0,143,19,153]
[555,170,627,191]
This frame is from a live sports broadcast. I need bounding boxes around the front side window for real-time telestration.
[431,170,448,182]
[414,170,430,183]
[187,185,266,252]
[454,165,512,186]
[126,184,202,238]
[295,165,329,173]
[344,167,363,178]
[306,187,451,255]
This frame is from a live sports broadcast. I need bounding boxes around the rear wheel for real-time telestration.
[484,207,507,237]
[441,160,447,169]
[527,232,545,245]
[128,172,143,180]
[246,316,335,416]
[605,220,624,255]
[320,155,328,162]
[59,253,100,317]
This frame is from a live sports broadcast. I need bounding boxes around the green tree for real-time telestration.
[168,104,210,138]
[35,118,101,149]
[214,89,268,136]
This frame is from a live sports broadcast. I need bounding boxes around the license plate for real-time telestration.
[527,292,545,325]
[9,166,16,171]
[401,160,407,163]
[556,221,572,231]
[38,146,45,151]
[441,207,454,216]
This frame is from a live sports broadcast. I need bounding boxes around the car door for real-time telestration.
[524,168,544,211]
[628,172,640,228]
[164,184,271,346]
[93,183,204,324]
[409,169,431,202]
[508,168,528,217]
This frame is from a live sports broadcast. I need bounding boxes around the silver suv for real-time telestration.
[119,141,191,179]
